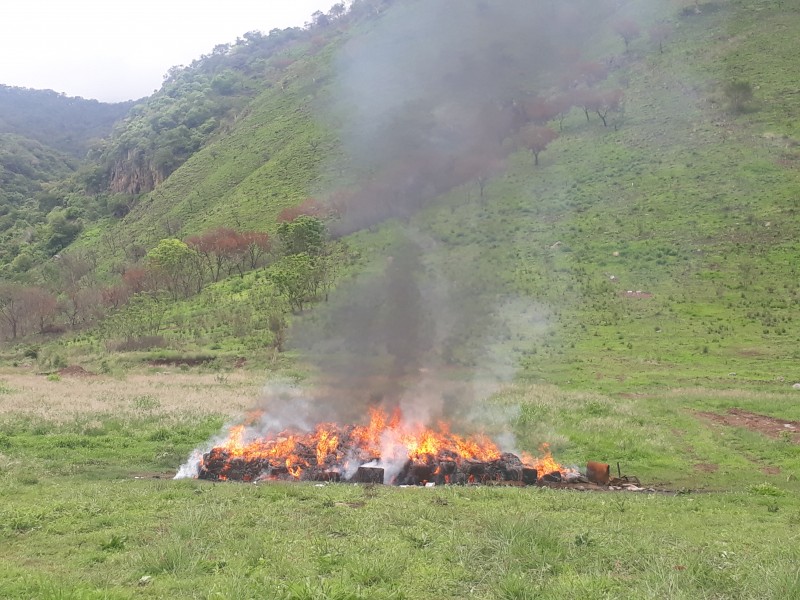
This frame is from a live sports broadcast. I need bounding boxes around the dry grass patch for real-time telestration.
[0,370,265,421]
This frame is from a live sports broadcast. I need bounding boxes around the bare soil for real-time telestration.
[695,408,800,443]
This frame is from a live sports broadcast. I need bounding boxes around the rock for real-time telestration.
[793,383,800,390]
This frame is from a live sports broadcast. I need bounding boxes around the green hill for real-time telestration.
[2,0,800,394]
[0,85,132,158]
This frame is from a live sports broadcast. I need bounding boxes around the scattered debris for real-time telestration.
[623,290,653,299]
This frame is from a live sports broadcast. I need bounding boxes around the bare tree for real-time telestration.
[0,283,25,339]
[649,23,673,54]
[614,19,641,51]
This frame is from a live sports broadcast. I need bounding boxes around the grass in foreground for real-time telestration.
[0,372,798,599]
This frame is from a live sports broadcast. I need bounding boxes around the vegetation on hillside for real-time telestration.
[0,0,798,396]
[0,3,799,597]
[0,85,132,158]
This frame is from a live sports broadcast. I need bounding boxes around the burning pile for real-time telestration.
[186,407,573,486]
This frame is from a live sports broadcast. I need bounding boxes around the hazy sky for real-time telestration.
[0,0,338,103]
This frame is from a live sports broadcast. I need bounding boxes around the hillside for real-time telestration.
[2,0,799,395]
[0,85,132,158]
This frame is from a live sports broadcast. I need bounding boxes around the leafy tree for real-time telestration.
[523,96,562,125]
[186,227,240,282]
[277,215,326,256]
[519,125,559,166]
[59,285,102,329]
[562,61,608,90]
[269,253,318,312]
[103,293,167,342]
[146,238,200,299]
[44,210,82,254]
[277,198,328,223]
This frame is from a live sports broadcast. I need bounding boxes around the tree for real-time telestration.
[187,227,238,282]
[146,238,199,299]
[277,198,328,223]
[519,125,558,166]
[25,287,58,334]
[241,231,272,270]
[456,150,507,201]
[591,89,624,127]
[614,19,641,51]
[277,216,326,256]
[269,253,318,312]
[562,61,608,90]
[523,96,562,125]
[45,210,82,254]
[101,284,130,310]
[103,293,167,342]
[59,286,102,329]
[329,2,347,20]
[649,23,673,54]
[0,283,25,339]
[550,94,574,132]
[724,80,754,113]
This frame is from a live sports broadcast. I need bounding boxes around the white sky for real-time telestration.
[0,0,338,102]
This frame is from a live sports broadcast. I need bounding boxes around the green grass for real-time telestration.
[16,0,797,397]
[1,381,799,599]
[326,0,800,395]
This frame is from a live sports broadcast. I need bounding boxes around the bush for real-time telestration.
[724,80,754,113]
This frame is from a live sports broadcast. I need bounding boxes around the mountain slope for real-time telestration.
[0,85,132,158]
[6,0,800,393]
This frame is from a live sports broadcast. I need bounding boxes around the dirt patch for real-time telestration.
[695,408,800,443]
[58,365,96,377]
[693,462,719,473]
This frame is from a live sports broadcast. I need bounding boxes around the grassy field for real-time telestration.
[1,369,798,599]
[2,1,800,598]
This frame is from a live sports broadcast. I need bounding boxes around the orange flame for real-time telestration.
[201,408,571,482]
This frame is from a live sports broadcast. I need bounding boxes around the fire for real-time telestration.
[522,443,575,477]
[196,408,572,484]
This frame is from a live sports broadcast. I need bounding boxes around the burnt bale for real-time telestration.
[462,459,487,476]
[522,467,538,485]
[540,471,562,484]
[310,471,341,482]
[352,466,384,484]
[434,460,457,485]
